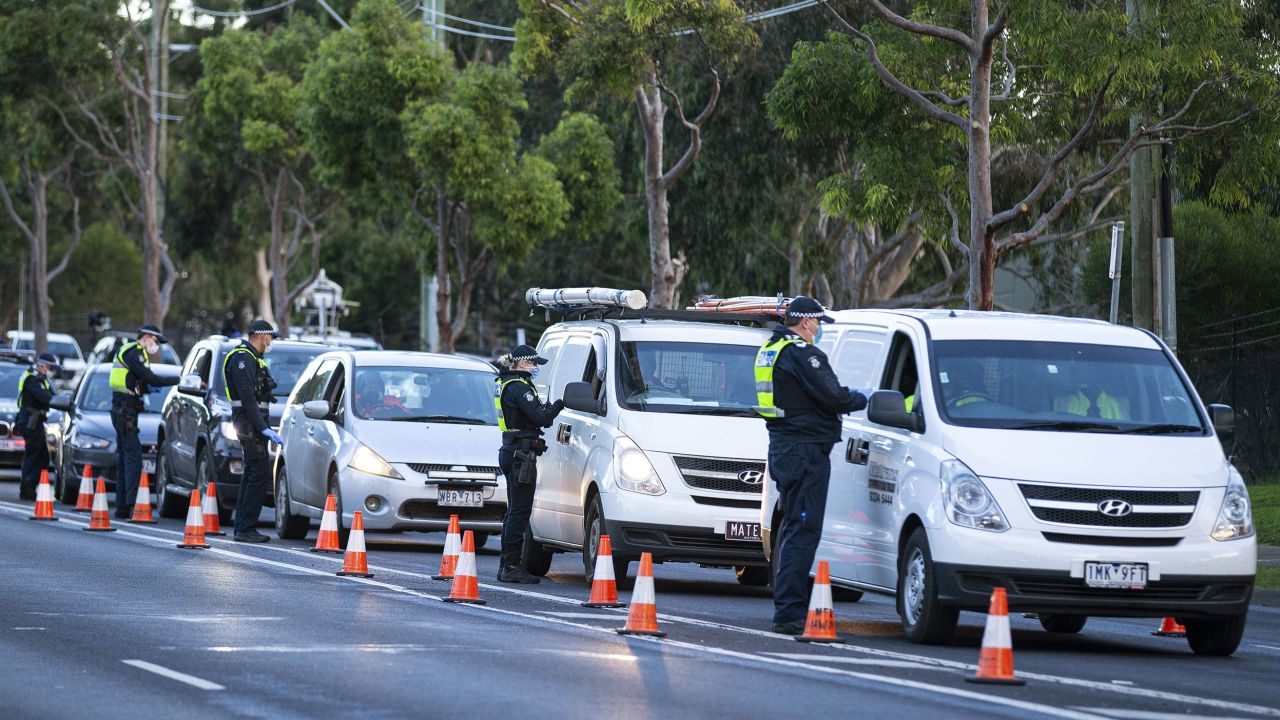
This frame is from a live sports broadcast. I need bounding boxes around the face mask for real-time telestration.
[529,366,540,378]
[263,341,274,355]
[813,325,824,345]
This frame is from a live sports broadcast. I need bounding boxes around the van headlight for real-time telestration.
[220,421,238,441]
[940,460,1008,532]
[613,436,665,496]
[348,444,402,479]
[1211,470,1254,541]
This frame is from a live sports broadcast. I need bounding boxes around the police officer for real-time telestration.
[224,320,283,543]
[494,344,564,584]
[110,326,179,518]
[755,297,869,635]
[16,353,59,501]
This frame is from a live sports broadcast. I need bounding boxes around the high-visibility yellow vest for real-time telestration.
[754,337,803,419]
[17,369,50,407]
[109,341,147,394]
[222,345,268,403]
[494,376,536,432]
[1055,390,1126,420]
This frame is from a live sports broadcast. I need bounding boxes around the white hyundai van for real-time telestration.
[761,310,1256,655]
[521,306,773,586]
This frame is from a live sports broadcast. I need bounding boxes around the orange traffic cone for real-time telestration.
[83,478,116,532]
[583,535,625,608]
[29,470,57,521]
[443,530,485,604]
[177,489,210,549]
[336,511,373,578]
[1152,616,1186,638]
[797,561,843,643]
[311,493,342,553]
[966,587,1025,685]
[616,552,665,637]
[74,465,95,511]
[202,482,225,536]
[432,514,462,580]
[129,473,156,524]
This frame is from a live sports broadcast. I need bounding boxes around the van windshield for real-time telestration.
[617,341,758,417]
[930,340,1206,434]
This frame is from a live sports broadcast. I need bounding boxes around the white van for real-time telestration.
[761,310,1256,655]
[522,309,773,586]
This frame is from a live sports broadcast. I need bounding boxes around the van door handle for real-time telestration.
[845,438,870,465]
[557,423,571,444]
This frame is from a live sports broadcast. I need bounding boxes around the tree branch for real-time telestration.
[938,191,967,256]
[657,64,720,189]
[47,193,82,283]
[989,37,1017,102]
[980,5,1008,59]
[863,0,975,52]
[537,0,583,26]
[0,168,36,243]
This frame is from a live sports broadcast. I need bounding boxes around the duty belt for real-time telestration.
[231,400,270,412]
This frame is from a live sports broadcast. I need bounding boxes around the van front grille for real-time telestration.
[1019,484,1199,528]
[673,456,766,494]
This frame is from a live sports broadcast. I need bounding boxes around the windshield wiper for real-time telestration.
[1011,420,1123,433]
[666,407,758,417]
[1123,423,1203,435]
[386,414,488,425]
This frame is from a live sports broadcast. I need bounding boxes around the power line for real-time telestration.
[425,22,516,42]
[189,0,298,18]
[416,5,514,32]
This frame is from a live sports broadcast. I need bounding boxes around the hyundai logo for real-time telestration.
[1097,499,1133,517]
[738,470,765,486]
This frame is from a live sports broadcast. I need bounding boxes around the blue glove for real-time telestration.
[262,428,283,446]
[860,387,876,399]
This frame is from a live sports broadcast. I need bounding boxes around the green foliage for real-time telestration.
[49,221,143,320]
[534,112,622,242]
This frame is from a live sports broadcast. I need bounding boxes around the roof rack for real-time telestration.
[553,305,777,326]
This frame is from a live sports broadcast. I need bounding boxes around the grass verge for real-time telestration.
[1250,482,1280,547]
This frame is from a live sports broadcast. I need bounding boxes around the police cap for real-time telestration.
[509,344,548,365]
[36,352,61,370]
[137,324,169,344]
[786,296,834,324]
[248,320,280,338]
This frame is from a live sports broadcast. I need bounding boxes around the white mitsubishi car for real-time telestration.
[273,351,506,545]
[762,310,1256,655]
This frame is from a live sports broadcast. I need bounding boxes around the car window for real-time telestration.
[266,348,325,399]
[300,360,337,405]
[551,338,593,402]
[830,328,888,390]
[534,335,566,397]
[351,365,496,424]
[0,364,26,400]
[880,332,921,412]
[191,348,213,384]
[77,369,166,414]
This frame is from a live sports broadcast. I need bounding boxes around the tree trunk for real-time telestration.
[434,187,456,353]
[141,82,168,327]
[968,0,996,310]
[1127,0,1156,330]
[637,82,676,309]
[253,249,274,324]
[30,177,50,355]
[268,169,290,335]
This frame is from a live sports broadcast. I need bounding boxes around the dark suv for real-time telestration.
[155,336,326,519]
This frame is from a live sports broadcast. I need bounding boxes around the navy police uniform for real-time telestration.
[110,328,178,517]
[495,344,563,583]
[756,297,867,632]
[16,354,58,501]
[224,321,279,539]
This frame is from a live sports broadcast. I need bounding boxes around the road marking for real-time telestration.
[121,660,224,690]
[1075,709,1249,720]
[3,503,1275,718]
[205,644,435,654]
[539,611,625,620]
[1252,644,1280,652]
[1111,680,1135,686]
[766,653,948,672]
[12,627,45,631]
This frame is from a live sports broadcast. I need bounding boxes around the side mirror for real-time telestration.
[48,392,73,412]
[302,400,333,420]
[1208,404,1234,439]
[562,381,604,416]
[176,373,204,396]
[867,390,924,433]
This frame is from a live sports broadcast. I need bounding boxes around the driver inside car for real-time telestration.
[939,359,990,409]
[354,372,410,418]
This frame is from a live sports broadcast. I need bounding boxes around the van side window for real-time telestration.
[830,329,888,390]
[535,336,565,397]
[552,338,593,401]
[882,333,922,412]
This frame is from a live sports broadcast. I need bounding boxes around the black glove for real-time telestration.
[552,399,565,414]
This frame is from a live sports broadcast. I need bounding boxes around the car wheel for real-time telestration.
[329,472,350,547]
[472,532,490,549]
[1185,613,1247,656]
[56,460,77,505]
[735,565,771,587]
[155,447,185,519]
[583,494,632,590]
[198,447,233,525]
[897,527,959,644]
[1039,614,1088,634]
[274,465,310,540]
[522,526,554,577]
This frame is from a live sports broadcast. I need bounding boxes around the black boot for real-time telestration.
[497,549,540,584]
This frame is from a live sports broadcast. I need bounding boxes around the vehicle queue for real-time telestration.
[15,286,1258,657]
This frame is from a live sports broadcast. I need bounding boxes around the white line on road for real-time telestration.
[1074,709,1250,720]
[539,611,627,620]
[766,653,950,672]
[1252,644,1280,652]
[121,660,224,690]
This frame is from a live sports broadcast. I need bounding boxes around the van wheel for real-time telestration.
[898,527,958,644]
[735,565,771,587]
[274,466,310,540]
[584,494,633,590]
[1185,614,1247,656]
[1039,614,1087,634]
[523,526,553,577]
[155,448,185,519]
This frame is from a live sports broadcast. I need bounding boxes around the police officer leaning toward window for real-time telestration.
[224,320,283,542]
[16,353,59,501]
[110,326,179,518]
[494,344,564,584]
[755,296,869,635]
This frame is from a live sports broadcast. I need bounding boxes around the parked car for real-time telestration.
[49,363,179,504]
[292,330,383,351]
[155,337,327,520]
[760,309,1255,655]
[6,331,86,388]
[0,355,30,470]
[87,333,182,366]
[273,350,504,545]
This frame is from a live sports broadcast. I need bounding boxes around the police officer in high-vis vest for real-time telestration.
[16,353,59,501]
[224,320,282,542]
[111,326,179,518]
[494,344,563,584]
[755,297,869,635]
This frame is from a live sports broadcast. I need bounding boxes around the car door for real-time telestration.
[292,358,337,506]
[528,333,569,542]
[280,359,321,503]
[308,361,347,505]
[173,346,212,483]
[545,333,604,547]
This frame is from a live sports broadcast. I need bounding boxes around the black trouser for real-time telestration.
[19,424,48,499]
[499,445,537,555]
[111,395,144,515]
[769,439,833,626]
[233,421,270,535]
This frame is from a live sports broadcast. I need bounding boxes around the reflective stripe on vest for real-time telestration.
[1055,390,1125,420]
[17,370,50,408]
[754,337,803,419]
[109,341,148,393]
[223,345,268,401]
[494,377,535,432]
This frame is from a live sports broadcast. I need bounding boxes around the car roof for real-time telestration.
[546,319,771,344]
[320,349,496,372]
[8,331,77,341]
[826,309,1161,348]
[86,362,182,374]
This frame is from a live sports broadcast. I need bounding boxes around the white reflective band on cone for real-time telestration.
[809,578,833,613]
[93,490,109,512]
[594,553,616,582]
[631,574,656,605]
[456,548,476,578]
[36,482,52,502]
[983,613,1013,649]
[443,532,460,556]
[318,510,337,532]
[185,502,202,527]
[347,528,366,554]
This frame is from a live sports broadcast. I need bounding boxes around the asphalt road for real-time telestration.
[2,481,1278,720]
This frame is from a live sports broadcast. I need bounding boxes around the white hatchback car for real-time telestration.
[273,351,506,545]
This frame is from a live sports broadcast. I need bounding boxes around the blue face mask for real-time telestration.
[813,326,824,345]
[529,366,540,378]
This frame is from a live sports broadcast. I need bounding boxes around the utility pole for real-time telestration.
[419,0,446,352]
[1127,0,1158,331]
[149,0,170,327]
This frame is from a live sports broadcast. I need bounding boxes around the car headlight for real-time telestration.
[220,421,238,441]
[348,443,402,479]
[1211,470,1254,541]
[613,436,665,496]
[939,459,1008,532]
[71,433,112,450]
